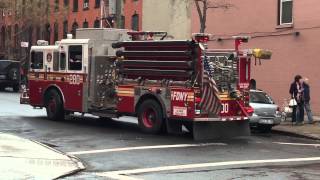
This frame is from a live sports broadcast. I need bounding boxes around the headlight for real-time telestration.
[0,75,6,79]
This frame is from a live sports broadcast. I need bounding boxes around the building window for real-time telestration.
[71,21,79,37]
[54,22,59,42]
[119,15,125,29]
[131,13,139,31]
[1,26,5,49]
[44,24,51,43]
[83,0,89,10]
[7,25,11,40]
[64,0,69,6]
[278,0,293,25]
[55,0,59,12]
[95,0,100,8]
[36,26,41,41]
[14,24,19,48]
[63,20,68,38]
[94,19,100,28]
[73,0,78,12]
[83,19,89,28]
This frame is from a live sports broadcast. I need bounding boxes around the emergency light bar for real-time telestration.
[37,40,49,46]
[193,33,211,43]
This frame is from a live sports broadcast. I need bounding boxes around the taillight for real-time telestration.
[195,97,202,104]
[245,106,254,116]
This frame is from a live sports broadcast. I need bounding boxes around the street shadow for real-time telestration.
[19,115,255,144]
[20,115,192,142]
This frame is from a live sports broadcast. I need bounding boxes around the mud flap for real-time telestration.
[166,119,183,134]
[193,120,250,141]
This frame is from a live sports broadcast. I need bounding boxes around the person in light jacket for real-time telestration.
[303,78,314,124]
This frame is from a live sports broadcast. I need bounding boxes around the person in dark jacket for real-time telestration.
[303,78,314,124]
[289,75,304,124]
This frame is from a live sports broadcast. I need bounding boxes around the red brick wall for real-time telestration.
[191,0,320,115]
[49,0,101,44]
[123,0,142,31]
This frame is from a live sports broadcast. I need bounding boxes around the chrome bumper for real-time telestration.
[194,116,249,122]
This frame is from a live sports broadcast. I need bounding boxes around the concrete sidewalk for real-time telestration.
[0,133,85,179]
[273,116,320,140]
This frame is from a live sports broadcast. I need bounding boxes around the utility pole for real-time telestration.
[100,0,104,28]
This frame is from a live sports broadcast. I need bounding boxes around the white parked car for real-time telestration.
[249,89,281,133]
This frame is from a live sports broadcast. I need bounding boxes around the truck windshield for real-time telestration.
[250,91,273,104]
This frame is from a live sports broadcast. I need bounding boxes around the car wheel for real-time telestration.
[137,99,164,134]
[45,90,65,121]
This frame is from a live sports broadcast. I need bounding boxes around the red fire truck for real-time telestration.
[21,29,270,140]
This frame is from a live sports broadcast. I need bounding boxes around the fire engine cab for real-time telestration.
[21,28,271,140]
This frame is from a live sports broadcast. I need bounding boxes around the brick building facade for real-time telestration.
[0,0,143,60]
[191,0,320,115]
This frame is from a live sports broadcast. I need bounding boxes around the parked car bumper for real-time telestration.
[249,115,281,127]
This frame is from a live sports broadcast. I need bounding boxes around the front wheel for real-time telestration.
[45,90,65,121]
[137,99,164,134]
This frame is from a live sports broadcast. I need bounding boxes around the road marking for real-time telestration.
[67,143,227,155]
[273,142,320,147]
[97,157,320,179]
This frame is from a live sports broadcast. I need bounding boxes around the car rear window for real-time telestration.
[250,92,273,104]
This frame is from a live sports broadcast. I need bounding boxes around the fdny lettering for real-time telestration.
[171,91,188,101]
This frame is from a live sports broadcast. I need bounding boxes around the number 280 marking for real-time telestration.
[221,103,229,114]
[69,74,81,85]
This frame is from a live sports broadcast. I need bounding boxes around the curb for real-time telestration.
[30,140,86,179]
[0,132,86,179]
[272,129,320,141]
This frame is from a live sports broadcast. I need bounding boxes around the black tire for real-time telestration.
[137,99,164,134]
[8,68,19,81]
[258,125,272,133]
[45,90,65,121]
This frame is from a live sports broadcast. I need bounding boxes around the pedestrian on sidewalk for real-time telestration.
[289,75,304,125]
[303,78,314,124]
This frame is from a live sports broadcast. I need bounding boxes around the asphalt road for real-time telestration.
[1,90,320,180]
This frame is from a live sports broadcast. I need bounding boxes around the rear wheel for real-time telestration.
[45,90,65,121]
[137,99,164,134]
